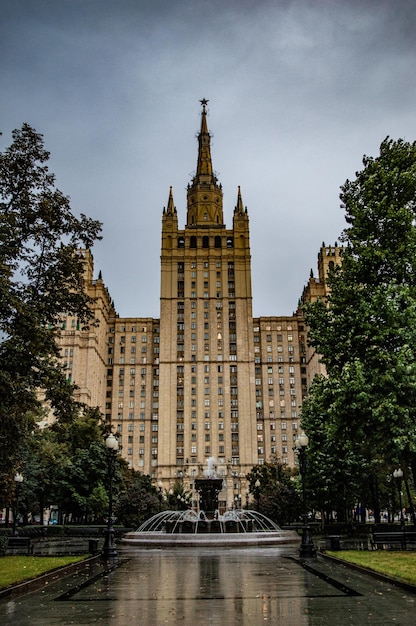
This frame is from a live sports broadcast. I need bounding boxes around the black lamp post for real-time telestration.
[393,468,405,531]
[234,494,241,510]
[245,491,249,509]
[102,433,119,561]
[295,433,317,558]
[158,480,163,511]
[12,473,24,536]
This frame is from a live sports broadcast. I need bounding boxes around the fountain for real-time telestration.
[123,458,299,547]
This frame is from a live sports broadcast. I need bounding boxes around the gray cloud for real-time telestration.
[1,0,415,317]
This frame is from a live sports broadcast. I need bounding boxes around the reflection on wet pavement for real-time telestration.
[0,546,415,625]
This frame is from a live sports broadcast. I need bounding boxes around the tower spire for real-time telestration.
[166,186,176,215]
[235,186,245,215]
[187,100,223,227]
[194,98,214,182]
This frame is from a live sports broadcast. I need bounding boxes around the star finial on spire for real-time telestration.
[200,98,209,111]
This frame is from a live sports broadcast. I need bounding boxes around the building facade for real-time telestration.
[57,102,335,507]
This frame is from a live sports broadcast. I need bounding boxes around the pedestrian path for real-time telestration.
[0,546,415,625]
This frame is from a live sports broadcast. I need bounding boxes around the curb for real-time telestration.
[0,555,101,600]
[320,551,416,595]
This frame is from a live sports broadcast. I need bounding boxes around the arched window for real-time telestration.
[226,237,234,248]
[190,236,197,249]
[178,237,185,248]
[202,236,209,248]
[214,236,221,249]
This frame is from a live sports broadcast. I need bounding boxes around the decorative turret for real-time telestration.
[161,186,178,250]
[186,99,224,227]
[165,186,176,216]
[232,186,250,246]
[234,186,246,216]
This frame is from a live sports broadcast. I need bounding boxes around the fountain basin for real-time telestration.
[122,509,300,548]
[122,531,298,548]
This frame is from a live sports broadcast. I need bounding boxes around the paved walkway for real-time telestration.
[0,546,415,625]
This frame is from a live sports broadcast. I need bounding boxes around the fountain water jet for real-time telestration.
[123,510,299,547]
[123,458,299,547]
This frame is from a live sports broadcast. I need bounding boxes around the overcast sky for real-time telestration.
[2,0,415,318]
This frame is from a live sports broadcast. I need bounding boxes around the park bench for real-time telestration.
[7,536,32,555]
[371,530,416,550]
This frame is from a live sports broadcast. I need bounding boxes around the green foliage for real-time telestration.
[20,408,121,523]
[246,459,301,525]
[164,480,193,511]
[48,410,120,522]
[114,471,161,528]
[303,137,416,521]
[88,483,109,521]
[0,124,101,496]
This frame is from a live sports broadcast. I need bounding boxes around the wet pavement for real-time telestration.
[0,545,415,625]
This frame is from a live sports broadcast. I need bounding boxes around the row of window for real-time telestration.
[109,325,152,333]
[177,236,234,249]
[254,333,295,343]
[253,324,298,332]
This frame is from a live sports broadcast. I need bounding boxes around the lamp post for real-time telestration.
[12,473,24,536]
[102,433,119,561]
[393,468,405,531]
[158,480,163,511]
[295,433,316,558]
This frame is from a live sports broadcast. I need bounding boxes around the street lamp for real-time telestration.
[254,479,261,511]
[158,480,163,511]
[295,433,317,558]
[12,473,24,536]
[102,433,119,561]
[393,468,405,531]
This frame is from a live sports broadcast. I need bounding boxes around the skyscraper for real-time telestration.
[57,101,333,508]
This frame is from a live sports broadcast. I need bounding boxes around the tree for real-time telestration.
[114,472,161,528]
[0,124,102,496]
[303,138,416,520]
[246,459,301,525]
[50,408,119,523]
[301,376,381,524]
[164,480,193,511]
[20,407,116,524]
[20,418,70,524]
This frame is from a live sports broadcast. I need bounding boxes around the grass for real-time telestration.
[327,550,416,586]
[0,555,87,590]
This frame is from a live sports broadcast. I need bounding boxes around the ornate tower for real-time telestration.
[158,100,256,508]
